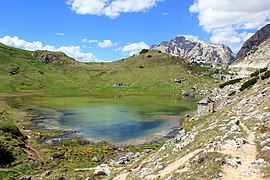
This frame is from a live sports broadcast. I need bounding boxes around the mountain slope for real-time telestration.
[150,36,235,65]
[236,24,270,59]
[230,39,270,70]
[0,43,216,94]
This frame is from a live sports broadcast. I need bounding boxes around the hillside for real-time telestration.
[0,43,270,179]
[110,67,270,180]
[230,39,270,75]
[1,48,270,179]
[0,43,216,95]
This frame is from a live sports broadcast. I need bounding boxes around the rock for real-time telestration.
[150,36,235,65]
[9,66,20,75]
[92,156,100,162]
[42,171,52,177]
[114,83,127,87]
[182,90,190,97]
[143,149,151,154]
[155,162,164,171]
[228,119,240,126]
[118,152,140,164]
[261,146,270,151]
[225,157,242,168]
[261,138,270,146]
[230,124,241,132]
[251,158,270,166]
[94,165,111,176]
[19,176,32,180]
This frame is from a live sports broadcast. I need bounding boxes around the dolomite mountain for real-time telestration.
[150,36,235,65]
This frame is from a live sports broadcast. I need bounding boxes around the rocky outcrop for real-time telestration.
[150,36,235,65]
[236,24,270,59]
[33,50,77,65]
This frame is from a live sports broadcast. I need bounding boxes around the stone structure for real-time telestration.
[197,97,215,117]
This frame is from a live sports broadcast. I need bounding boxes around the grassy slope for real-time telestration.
[0,44,217,178]
[0,43,216,95]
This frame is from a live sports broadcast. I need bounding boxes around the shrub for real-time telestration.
[140,49,149,54]
[240,78,257,91]
[147,55,152,58]
[250,67,268,77]
[219,78,242,88]
[261,70,270,80]
[0,122,23,138]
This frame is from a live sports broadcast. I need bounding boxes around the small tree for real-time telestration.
[140,49,149,54]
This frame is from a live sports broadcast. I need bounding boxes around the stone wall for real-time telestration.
[197,103,214,117]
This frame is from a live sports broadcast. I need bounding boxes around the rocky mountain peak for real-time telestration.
[236,24,270,59]
[150,36,235,66]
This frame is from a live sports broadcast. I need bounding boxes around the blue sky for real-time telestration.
[0,0,269,62]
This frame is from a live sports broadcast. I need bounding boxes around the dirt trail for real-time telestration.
[146,149,203,180]
[24,135,44,162]
[113,172,129,180]
[220,122,265,180]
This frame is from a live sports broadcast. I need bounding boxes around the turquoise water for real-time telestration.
[12,95,197,145]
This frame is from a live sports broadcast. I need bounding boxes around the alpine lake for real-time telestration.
[9,95,198,145]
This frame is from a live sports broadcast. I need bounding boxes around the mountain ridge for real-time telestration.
[236,24,270,59]
[150,36,235,66]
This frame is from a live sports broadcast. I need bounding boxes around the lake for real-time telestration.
[10,95,197,145]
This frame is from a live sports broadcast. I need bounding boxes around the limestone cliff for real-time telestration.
[150,36,235,65]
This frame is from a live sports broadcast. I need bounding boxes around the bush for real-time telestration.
[219,78,242,88]
[0,122,23,138]
[139,49,149,54]
[261,70,270,80]
[240,78,257,91]
[250,67,268,77]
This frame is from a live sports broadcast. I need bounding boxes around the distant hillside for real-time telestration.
[150,36,235,66]
[236,24,270,59]
[0,43,216,94]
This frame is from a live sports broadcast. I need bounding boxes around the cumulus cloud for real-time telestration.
[121,42,149,56]
[0,36,98,62]
[66,0,162,18]
[98,39,118,48]
[189,0,270,52]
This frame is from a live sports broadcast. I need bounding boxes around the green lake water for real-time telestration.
[11,95,197,145]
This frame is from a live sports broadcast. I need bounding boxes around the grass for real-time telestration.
[0,43,216,95]
[0,43,219,179]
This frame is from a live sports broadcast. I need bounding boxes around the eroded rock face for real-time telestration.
[150,36,235,65]
[236,24,270,59]
[32,50,77,65]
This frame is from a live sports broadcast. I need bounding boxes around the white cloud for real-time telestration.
[189,0,270,52]
[162,12,169,16]
[55,33,65,36]
[82,38,98,43]
[121,42,149,56]
[0,36,98,62]
[97,39,118,48]
[66,0,162,18]
[178,34,198,40]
